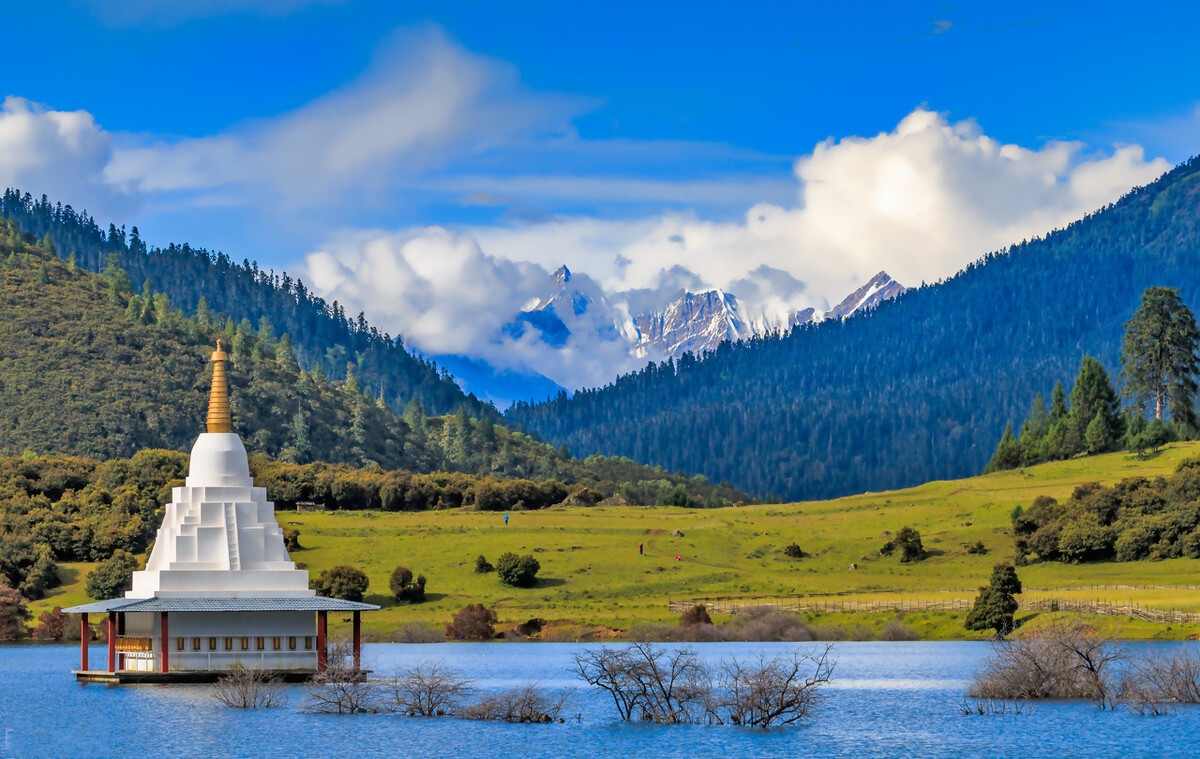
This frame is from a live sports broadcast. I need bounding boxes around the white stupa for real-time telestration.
[69,342,376,682]
[129,351,312,597]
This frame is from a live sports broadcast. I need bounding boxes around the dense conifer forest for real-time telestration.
[506,157,1200,501]
[0,189,491,421]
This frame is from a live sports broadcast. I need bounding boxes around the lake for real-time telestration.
[2,641,1198,758]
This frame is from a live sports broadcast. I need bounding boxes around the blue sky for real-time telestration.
[1,1,1198,390]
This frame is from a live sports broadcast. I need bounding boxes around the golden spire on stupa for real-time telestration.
[206,340,233,433]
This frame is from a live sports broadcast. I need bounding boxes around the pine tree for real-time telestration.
[1018,394,1049,465]
[965,563,1022,637]
[1121,287,1200,422]
[1069,356,1122,451]
[1085,410,1113,454]
[985,422,1020,472]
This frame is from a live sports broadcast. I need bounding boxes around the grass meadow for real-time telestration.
[30,443,1200,641]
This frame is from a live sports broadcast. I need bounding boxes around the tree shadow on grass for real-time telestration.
[535,577,566,588]
[52,566,80,588]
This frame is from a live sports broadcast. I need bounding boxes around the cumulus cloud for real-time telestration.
[0,96,136,220]
[302,227,645,390]
[304,108,1172,392]
[303,227,549,355]
[105,28,583,210]
[472,108,1171,321]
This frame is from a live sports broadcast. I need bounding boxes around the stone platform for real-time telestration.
[72,669,321,684]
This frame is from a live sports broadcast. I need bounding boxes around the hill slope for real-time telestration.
[0,222,746,509]
[506,156,1200,501]
[0,189,494,421]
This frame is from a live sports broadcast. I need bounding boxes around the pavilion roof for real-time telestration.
[64,596,379,614]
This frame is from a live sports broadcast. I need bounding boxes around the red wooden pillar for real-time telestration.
[80,613,89,671]
[352,611,361,670]
[160,612,169,673]
[316,611,328,672]
[106,612,116,673]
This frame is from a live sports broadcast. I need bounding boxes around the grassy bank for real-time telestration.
[28,443,1200,641]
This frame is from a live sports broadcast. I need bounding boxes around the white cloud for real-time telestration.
[472,108,1171,317]
[303,108,1172,392]
[303,227,549,355]
[83,0,346,27]
[105,28,583,210]
[0,96,136,220]
[302,228,646,390]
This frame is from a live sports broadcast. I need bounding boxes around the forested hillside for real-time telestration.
[506,156,1200,501]
[0,189,492,421]
[0,222,746,506]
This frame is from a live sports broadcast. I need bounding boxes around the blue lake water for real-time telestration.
[2,641,1199,758]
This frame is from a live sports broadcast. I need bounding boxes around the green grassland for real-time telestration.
[29,443,1200,641]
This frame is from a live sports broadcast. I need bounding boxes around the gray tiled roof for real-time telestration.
[64,596,380,614]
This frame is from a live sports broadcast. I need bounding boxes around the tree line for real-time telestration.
[986,286,1200,471]
[0,447,746,606]
[1011,456,1200,565]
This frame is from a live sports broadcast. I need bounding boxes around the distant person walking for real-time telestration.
[504,513,509,526]
[638,541,644,556]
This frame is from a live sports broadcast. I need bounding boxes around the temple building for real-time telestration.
[67,342,377,682]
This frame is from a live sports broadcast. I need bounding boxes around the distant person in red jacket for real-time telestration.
[638,541,644,556]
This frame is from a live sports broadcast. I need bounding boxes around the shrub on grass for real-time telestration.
[495,552,540,588]
[896,527,926,563]
[680,604,713,627]
[389,566,427,603]
[446,604,497,640]
[312,565,369,602]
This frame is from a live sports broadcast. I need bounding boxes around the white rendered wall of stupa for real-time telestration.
[119,611,316,672]
[128,432,314,599]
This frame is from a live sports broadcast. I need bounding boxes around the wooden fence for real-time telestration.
[667,595,1200,623]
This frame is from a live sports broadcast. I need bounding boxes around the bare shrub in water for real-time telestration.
[714,646,835,727]
[211,666,288,709]
[573,641,710,723]
[385,660,471,717]
[462,684,569,723]
[970,619,1125,707]
[303,643,378,714]
[573,640,835,727]
[1118,649,1200,715]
